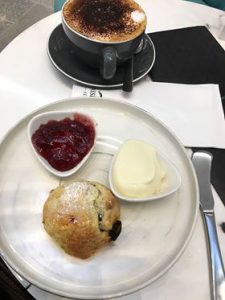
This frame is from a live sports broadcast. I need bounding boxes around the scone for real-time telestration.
[43,181,121,259]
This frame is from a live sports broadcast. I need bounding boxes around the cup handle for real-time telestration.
[101,47,117,80]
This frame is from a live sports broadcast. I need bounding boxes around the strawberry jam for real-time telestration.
[31,113,95,172]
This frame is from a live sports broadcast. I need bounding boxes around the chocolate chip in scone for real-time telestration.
[98,212,103,223]
[109,220,122,241]
[68,216,77,223]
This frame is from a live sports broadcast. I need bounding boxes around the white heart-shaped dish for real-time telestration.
[27,111,97,177]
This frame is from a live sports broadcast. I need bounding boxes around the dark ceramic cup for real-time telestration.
[61,1,146,80]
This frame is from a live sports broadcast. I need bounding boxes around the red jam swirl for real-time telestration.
[31,113,96,172]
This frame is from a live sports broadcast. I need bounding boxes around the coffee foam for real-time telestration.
[131,10,145,23]
[63,0,147,42]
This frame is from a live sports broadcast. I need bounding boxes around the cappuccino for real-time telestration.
[63,0,146,42]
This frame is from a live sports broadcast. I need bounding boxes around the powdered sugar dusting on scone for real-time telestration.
[60,181,98,213]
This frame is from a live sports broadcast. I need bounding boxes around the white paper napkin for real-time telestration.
[72,77,225,148]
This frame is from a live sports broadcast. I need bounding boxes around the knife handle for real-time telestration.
[203,211,225,300]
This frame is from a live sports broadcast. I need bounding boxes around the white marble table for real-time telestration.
[0,0,225,299]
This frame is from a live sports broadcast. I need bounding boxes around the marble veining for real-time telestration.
[206,12,225,41]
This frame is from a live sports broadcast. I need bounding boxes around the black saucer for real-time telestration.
[48,24,155,88]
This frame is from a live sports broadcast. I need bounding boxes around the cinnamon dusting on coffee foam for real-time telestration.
[63,0,146,42]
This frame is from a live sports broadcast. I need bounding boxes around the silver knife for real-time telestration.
[192,151,225,300]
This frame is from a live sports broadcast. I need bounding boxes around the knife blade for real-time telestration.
[192,151,225,300]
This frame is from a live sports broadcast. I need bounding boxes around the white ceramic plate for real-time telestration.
[0,98,198,299]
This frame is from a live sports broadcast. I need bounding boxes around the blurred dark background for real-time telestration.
[0,0,53,52]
